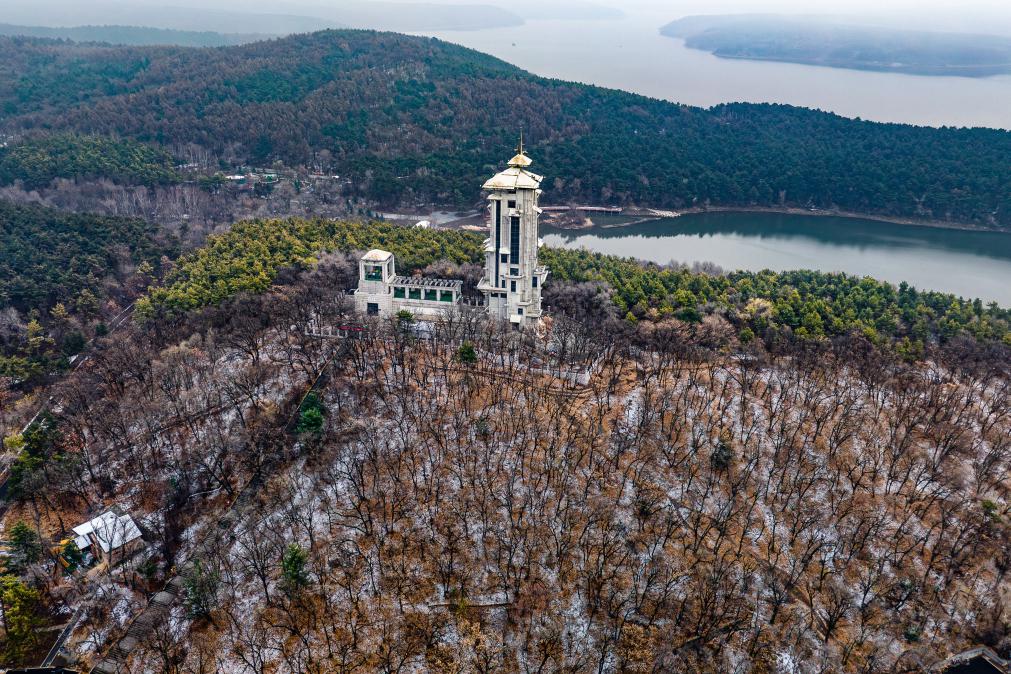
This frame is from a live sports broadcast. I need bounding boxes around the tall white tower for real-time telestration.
[478,139,549,328]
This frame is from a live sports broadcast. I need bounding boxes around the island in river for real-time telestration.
[661,15,1011,77]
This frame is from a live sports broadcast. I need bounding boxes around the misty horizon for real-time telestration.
[2,0,1011,36]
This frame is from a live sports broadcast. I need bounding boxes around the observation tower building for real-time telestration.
[477,140,548,328]
[354,138,548,329]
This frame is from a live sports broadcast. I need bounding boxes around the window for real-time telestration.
[501,254,508,263]
[509,267,519,276]
[532,276,538,288]
[517,308,524,315]
[508,200,516,209]
[440,291,454,302]
[424,289,438,301]
[510,280,516,292]
[510,216,520,264]
[366,302,380,316]
[408,288,421,300]
[393,287,405,299]
[364,265,383,281]
[494,200,502,283]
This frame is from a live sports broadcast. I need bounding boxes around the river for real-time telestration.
[418,11,1011,129]
[540,212,1011,306]
[422,10,1011,304]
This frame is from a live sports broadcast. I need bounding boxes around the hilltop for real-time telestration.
[2,18,1011,673]
[1,29,1010,227]
[0,237,1007,669]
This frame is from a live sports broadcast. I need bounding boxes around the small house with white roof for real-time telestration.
[71,509,144,565]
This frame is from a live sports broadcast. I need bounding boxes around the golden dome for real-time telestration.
[508,151,533,168]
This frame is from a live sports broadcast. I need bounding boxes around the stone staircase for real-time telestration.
[90,577,184,673]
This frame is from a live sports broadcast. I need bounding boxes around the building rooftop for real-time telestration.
[483,165,543,191]
[73,510,143,554]
[391,276,463,289]
[361,249,393,262]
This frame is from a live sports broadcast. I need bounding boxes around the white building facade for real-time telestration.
[354,249,463,320]
[354,144,547,328]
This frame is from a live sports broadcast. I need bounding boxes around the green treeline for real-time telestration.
[0,134,180,189]
[0,23,266,48]
[139,218,1011,348]
[0,201,174,382]
[1,31,1010,226]
[137,218,484,316]
[0,201,167,313]
[540,248,1011,347]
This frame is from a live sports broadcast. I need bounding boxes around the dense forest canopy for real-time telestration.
[0,200,174,381]
[0,201,167,314]
[138,218,485,316]
[138,218,1011,353]
[0,134,180,189]
[1,31,1010,226]
[0,23,270,48]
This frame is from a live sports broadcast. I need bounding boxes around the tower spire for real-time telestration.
[508,128,533,168]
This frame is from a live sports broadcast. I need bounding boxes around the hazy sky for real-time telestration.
[6,0,1011,18]
[183,0,1011,34]
[402,0,1011,32]
[4,0,1011,35]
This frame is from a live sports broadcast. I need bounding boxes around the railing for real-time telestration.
[304,323,365,339]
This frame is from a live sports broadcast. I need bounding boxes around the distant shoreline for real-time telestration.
[701,51,1010,79]
[681,206,1006,233]
[661,15,1011,79]
[542,205,1008,234]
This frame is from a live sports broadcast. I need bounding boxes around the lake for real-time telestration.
[418,11,1011,129]
[540,212,1011,306]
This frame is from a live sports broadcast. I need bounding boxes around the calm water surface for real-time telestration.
[541,212,1011,306]
[420,12,1011,129]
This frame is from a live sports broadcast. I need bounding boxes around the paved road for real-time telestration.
[41,605,85,667]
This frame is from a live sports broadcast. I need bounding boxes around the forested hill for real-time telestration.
[2,30,1011,226]
[0,200,175,383]
[0,23,269,47]
[0,134,179,189]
